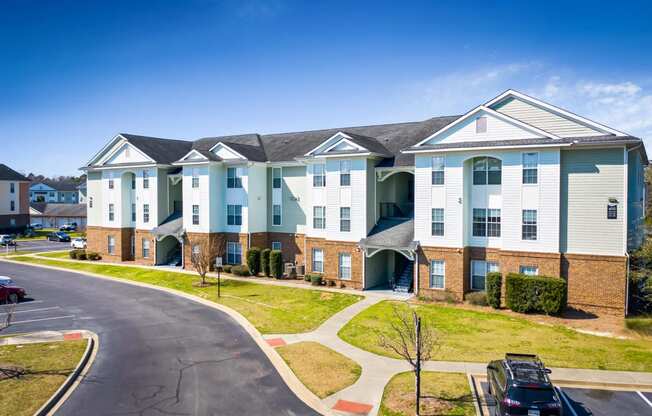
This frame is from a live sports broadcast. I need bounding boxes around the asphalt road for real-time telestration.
[6,239,71,253]
[0,261,319,416]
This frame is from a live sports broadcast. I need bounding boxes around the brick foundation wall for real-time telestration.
[183,232,227,270]
[267,232,306,265]
[134,229,155,265]
[19,182,30,214]
[418,246,467,301]
[86,226,134,262]
[305,237,362,289]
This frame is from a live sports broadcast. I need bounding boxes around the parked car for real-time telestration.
[30,223,43,230]
[487,353,563,416]
[71,238,87,249]
[60,223,77,231]
[22,227,36,238]
[0,276,26,304]
[47,232,71,242]
[0,235,16,246]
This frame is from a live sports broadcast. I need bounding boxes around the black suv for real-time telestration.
[487,353,563,416]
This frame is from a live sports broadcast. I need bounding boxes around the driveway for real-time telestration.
[0,261,319,416]
[7,239,70,253]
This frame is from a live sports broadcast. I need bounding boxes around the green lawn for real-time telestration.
[626,315,652,336]
[38,251,71,259]
[10,256,361,334]
[0,340,88,416]
[379,372,475,416]
[338,301,652,372]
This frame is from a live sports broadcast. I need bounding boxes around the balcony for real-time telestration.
[378,202,414,220]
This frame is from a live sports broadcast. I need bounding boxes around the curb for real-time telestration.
[33,331,99,416]
[0,258,333,416]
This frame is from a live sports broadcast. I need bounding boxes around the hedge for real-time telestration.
[231,265,250,276]
[222,264,232,273]
[505,273,567,315]
[309,273,323,286]
[270,250,283,278]
[246,247,261,276]
[261,248,271,277]
[87,252,101,261]
[486,272,502,309]
[465,291,487,306]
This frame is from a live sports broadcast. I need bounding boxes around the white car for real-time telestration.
[71,238,87,249]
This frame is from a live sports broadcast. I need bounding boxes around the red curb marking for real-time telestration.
[266,338,286,347]
[332,399,373,415]
[63,332,82,340]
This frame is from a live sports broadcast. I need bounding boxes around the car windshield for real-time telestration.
[510,387,556,404]
[0,278,14,286]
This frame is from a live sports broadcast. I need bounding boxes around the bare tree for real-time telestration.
[188,236,225,288]
[379,305,438,416]
[1,300,16,332]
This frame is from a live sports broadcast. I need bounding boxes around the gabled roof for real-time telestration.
[30,203,86,217]
[31,180,79,191]
[0,164,29,181]
[119,134,192,165]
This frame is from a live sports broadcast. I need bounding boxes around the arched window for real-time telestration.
[472,157,501,185]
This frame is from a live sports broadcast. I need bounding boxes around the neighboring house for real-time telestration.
[0,163,31,233]
[78,182,88,203]
[29,203,87,229]
[30,180,80,203]
[82,90,648,315]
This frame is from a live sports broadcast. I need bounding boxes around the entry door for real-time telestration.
[130,235,135,257]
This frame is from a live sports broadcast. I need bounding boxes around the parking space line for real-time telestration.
[11,315,74,325]
[1,306,60,315]
[637,391,652,408]
[557,388,578,416]
[15,300,44,306]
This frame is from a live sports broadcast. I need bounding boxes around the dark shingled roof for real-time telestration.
[30,203,86,217]
[0,164,29,181]
[120,133,192,165]
[360,218,416,249]
[32,179,80,191]
[192,134,267,162]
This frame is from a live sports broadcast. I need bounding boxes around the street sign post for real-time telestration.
[215,257,223,298]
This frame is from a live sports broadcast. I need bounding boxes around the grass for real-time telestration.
[379,372,475,416]
[10,256,361,334]
[0,340,87,416]
[276,341,361,398]
[15,229,85,241]
[338,301,652,372]
[38,251,71,259]
[626,315,652,336]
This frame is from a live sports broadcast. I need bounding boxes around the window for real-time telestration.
[313,206,326,229]
[272,204,282,226]
[431,208,444,236]
[431,156,445,185]
[339,253,351,279]
[430,260,445,289]
[519,265,539,276]
[131,235,135,257]
[312,248,324,273]
[143,204,150,223]
[471,260,499,291]
[227,167,242,188]
[108,204,115,221]
[131,176,136,190]
[227,204,242,225]
[272,167,282,189]
[192,205,199,225]
[142,239,150,258]
[49,191,54,198]
[476,116,487,134]
[313,164,325,187]
[108,176,114,189]
[607,204,618,219]
[472,208,486,237]
[131,203,136,222]
[192,168,199,188]
[9,183,14,193]
[522,153,538,184]
[192,245,200,256]
[487,209,501,237]
[9,218,15,227]
[340,207,351,232]
[10,201,14,211]
[271,241,281,251]
[107,236,115,255]
[473,157,501,185]
[340,160,351,186]
[227,242,242,264]
[89,197,93,208]
[522,210,537,240]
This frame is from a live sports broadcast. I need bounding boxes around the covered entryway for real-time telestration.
[151,211,185,268]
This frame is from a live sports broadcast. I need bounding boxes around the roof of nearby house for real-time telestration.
[30,179,81,191]
[0,164,29,181]
[30,203,87,217]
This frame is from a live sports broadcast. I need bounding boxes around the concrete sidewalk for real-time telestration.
[0,329,93,346]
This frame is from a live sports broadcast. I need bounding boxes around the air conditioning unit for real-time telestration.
[284,263,297,278]
[296,264,305,276]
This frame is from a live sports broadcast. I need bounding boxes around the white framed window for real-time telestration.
[9,183,14,193]
[192,168,200,188]
[143,170,150,189]
[107,236,115,255]
[340,160,351,186]
[272,167,282,189]
[227,241,242,264]
[192,204,200,225]
[312,248,324,273]
[142,239,150,258]
[10,201,14,211]
[108,204,115,222]
[487,209,501,237]
[227,204,242,225]
[522,153,538,184]
[313,206,326,229]
[108,173,114,189]
[520,265,539,276]
[272,204,282,226]
[338,253,351,280]
[271,241,282,251]
[192,244,200,256]
[131,203,136,222]
[431,208,444,236]
[431,156,445,185]
[471,260,499,291]
[430,260,445,289]
[340,207,351,232]
[131,176,136,190]
[313,164,325,187]
[472,208,501,237]
[473,157,501,185]
[522,210,537,240]
[227,167,242,188]
[476,116,487,134]
[143,204,150,223]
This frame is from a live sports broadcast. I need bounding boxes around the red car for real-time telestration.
[0,276,26,303]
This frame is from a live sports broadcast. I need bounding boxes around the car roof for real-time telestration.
[502,356,551,387]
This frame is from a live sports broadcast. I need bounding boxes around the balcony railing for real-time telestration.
[379,202,414,219]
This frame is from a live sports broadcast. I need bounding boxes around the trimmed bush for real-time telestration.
[270,250,283,279]
[304,273,311,282]
[77,251,88,261]
[486,272,502,309]
[222,264,232,273]
[505,273,567,315]
[261,248,271,277]
[309,273,323,286]
[69,249,80,259]
[465,291,488,306]
[247,247,261,276]
[231,265,251,276]
[87,252,101,261]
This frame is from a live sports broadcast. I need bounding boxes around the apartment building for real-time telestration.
[30,180,81,203]
[0,163,31,232]
[82,90,647,314]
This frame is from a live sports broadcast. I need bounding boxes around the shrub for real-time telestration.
[465,291,488,306]
[87,252,101,261]
[270,250,283,278]
[304,273,311,282]
[246,247,261,276]
[505,273,567,315]
[261,249,271,277]
[309,273,323,286]
[327,279,336,287]
[69,250,79,259]
[77,251,88,261]
[222,264,232,273]
[231,265,251,276]
[486,272,502,309]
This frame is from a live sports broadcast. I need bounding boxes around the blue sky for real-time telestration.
[2,0,652,176]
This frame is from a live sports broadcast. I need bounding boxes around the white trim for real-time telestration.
[304,132,355,156]
[322,137,366,154]
[178,149,209,162]
[429,259,445,290]
[403,142,572,154]
[85,134,123,167]
[485,89,629,137]
[208,142,248,160]
[93,136,157,167]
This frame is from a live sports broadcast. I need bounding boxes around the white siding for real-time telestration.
[183,165,210,233]
[224,165,248,233]
[86,172,103,226]
[247,165,268,233]
[266,165,307,234]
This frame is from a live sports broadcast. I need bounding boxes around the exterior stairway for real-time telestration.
[393,262,413,293]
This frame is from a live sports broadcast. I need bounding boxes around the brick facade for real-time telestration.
[418,246,467,301]
[267,232,306,265]
[86,226,134,262]
[305,237,363,289]
[134,229,155,265]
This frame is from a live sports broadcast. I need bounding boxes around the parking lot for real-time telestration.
[2,239,71,254]
[473,376,652,416]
